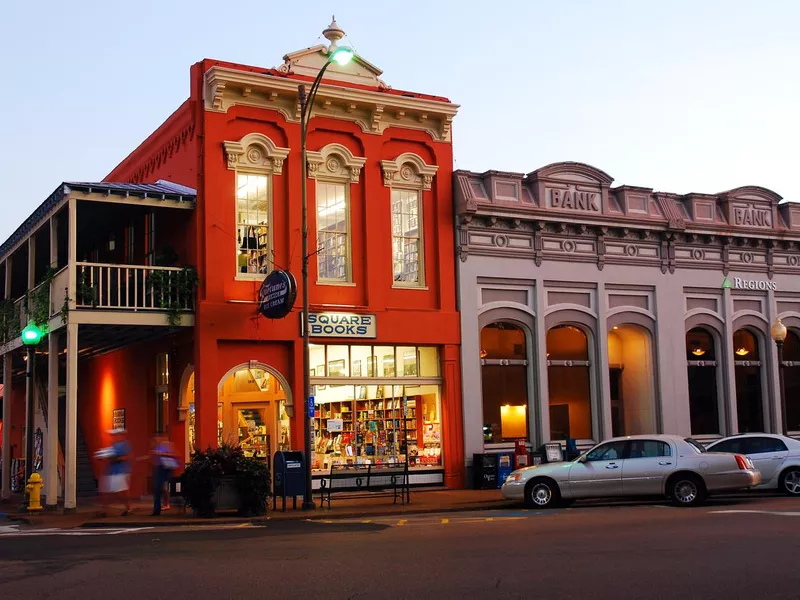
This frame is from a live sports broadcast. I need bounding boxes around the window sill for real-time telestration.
[317,281,356,287]
[392,284,429,291]
[236,274,267,282]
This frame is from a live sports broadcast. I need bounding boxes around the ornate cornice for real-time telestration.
[306,143,366,183]
[380,153,438,190]
[204,66,458,143]
[223,133,290,175]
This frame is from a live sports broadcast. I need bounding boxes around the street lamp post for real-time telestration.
[298,29,353,510]
[771,317,788,435]
[21,322,44,484]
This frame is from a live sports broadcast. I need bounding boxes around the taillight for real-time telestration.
[735,455,750,470]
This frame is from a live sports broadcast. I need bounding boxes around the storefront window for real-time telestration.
[607,324,656,436]
[733,329,764,433]
[155,352,170,434]
[783,330,800,432]
[686,327,721,435]
[547,325,593,440]
[480,322,528,444]
[217,366,290,459]
[310,345,441,471]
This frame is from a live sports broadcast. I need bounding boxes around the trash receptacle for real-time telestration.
[273,451,306,511]
[473,453,498,490]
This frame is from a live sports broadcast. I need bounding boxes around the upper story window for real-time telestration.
[145,211,156,266]
[380,153,438,288]
[223,133,290,279]
[306,143,365,285]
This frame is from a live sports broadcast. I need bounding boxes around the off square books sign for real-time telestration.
[302,312,377,338]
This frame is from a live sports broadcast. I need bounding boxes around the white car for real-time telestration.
[501,434,761,508]
[705,433,800,496]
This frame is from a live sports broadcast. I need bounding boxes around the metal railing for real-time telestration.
[75,262,196,312]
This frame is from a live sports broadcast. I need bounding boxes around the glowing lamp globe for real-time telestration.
[331,47,354,66]
[771,318,788,343]
[21,322,44,345]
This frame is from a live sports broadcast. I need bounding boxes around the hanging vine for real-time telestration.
[147,266,198,326]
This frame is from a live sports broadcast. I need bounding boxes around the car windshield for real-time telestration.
[684,438,707,454]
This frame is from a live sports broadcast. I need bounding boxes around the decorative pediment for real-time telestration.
[527,162,614,186]
[718,186,782,230]
[223,133,290,174]
[306,143,366,183]
[380,153,438,190]
[720,186,783,205]
[526,162,613,215]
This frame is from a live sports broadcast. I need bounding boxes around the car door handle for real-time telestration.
[773,457,783,460]
[659,461,672,466]
[606,464,619,469]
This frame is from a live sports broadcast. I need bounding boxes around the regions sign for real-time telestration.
[722,277,777,291]
[304,312,377,338]
[258,270,297,319]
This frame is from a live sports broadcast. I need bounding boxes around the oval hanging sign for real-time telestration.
[258,270,297,319]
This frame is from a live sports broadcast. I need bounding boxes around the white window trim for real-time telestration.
[224,133,289,281]
[307,143,366,285]
[381,153,437,289]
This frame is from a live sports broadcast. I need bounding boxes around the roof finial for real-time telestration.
[322,16,345,50]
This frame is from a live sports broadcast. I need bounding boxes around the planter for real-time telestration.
[213,476,240,512]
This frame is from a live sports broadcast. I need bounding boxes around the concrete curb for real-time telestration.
[79,501,518,528]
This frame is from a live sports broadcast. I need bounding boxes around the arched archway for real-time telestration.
[733,328,765,433]
[782,329,800,432]
[178,365,196,462]
[216,363,293,459]
[686,326,722,435]
[479,321,530,443]
[607,323,657,436]
[546,324,594,440]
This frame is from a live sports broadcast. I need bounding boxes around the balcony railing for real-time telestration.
[76,262,196,313]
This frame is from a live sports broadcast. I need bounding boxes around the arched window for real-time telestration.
[547,325,592,440]
[686,328,720,435]
[480,322,529,444]
[607,324,656,436]
[733,329,764,433]
[781,330,800,432]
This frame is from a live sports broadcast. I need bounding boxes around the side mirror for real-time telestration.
[577,455,587,463]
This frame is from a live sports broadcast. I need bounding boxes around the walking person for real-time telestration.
[150,435,178,516]
[95,428,132,517]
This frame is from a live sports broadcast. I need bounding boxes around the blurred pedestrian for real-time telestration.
[150,434,178,515]
[95,428,132,517]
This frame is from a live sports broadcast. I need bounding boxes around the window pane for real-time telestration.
[688,366,720,435]
[481,323,525,359]
[391,189,422,284]
[547,325,592,439]
[481,365,528,443]
[586,441,626,461]
[687,328,716,361]
[350,345,372,378]
[396,346,418,376]
[419,346,439,377]
[628,440,671,459]
[733,329,760,360]
[375,346,395,377]
[236,174,270,275]
[547,325,588,361]
[310,344,326,377]
[316,182,349,281]
[326,345,349,378]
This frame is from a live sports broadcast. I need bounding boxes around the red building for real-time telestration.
[0,19,463,508]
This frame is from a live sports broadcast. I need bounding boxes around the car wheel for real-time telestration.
[524,478,560,509]
[779,467,800,496]
[668,474,707,507]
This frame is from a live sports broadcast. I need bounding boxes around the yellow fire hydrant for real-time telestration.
[25,472,43,512]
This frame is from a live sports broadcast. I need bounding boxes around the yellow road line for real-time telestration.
[397,519,407,526]
[361,520,372,524]
[441,518,450,524]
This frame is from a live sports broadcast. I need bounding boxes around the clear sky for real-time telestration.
[1,0,798,243]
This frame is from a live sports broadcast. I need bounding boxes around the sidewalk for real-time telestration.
[1,489,514,529]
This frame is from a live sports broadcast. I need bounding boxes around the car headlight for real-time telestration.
[506,473,522,483]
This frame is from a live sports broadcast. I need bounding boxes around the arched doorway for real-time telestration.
[479,322,529,444]
[217,364,292,459]
[781,329,800,432]
[607,324,657,436]
[546,324,593,440]
[686,327,721,435]
[733,329,764,433]
[181,368,196,462]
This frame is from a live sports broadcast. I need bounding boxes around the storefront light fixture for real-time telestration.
[691,347,706,356]
[772,317,789,435]
[480,349,487,358]
[771,318,787,343]
[735,347,749,357]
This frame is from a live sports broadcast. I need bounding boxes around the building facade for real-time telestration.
[0,20,464,507]
[455,162,800,480]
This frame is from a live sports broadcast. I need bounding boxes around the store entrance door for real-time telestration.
[217,365,292,460]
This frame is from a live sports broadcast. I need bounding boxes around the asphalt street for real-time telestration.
[1,494,799,600]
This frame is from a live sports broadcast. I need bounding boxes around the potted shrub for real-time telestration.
[182,443,270,517]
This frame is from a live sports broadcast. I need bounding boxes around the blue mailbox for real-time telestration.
[272,451,306,512]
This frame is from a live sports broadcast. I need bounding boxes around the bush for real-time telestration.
[182,442,270,517]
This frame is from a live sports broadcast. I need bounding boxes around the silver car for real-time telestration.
[706,433,800,496]
[501,434,761,508]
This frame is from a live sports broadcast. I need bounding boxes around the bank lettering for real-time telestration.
[307,313,377,338]
[549,188,600,212]
[733,205,771,228]
[728,277,777,291]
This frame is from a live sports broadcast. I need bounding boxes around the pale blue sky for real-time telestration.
[1,1,798,243]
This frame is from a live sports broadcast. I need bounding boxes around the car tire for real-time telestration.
[668,473,707,507]
[524,478,561,509]
[778,467,800,496]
